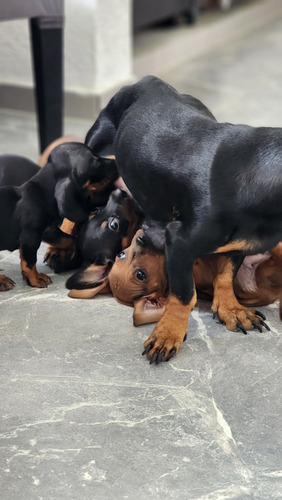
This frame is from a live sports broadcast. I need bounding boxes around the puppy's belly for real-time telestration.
[234,253,270,293]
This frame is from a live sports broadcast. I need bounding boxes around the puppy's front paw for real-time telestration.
[44,246,79,273]
[0,275,16,291]
[32,272,52,288]
[142,324,186,364]
[22,270,52,288]
[142,294,195,364]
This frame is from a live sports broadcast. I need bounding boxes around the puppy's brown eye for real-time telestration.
[135,269,146,281]
[108,217,120,231]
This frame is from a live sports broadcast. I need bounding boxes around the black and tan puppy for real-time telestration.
[0,143,118,290]
[0,155,40,187]
[0,155,41,290]
[85,75,281,363]
[64,188,142,294]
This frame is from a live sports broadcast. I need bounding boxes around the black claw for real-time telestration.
[255,310,266,321]
[183,333,187,342]
[237,322,247,335]
[212,312,216,320]
[252,321,263,333]
[166,349,176,362]
[156,351,166,365]
[260,320,270,331]
[142,343,153,356]
[149,351,159,364]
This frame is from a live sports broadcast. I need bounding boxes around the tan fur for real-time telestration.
[20,249,52,288]
[69,281,111,298]
[214,239,256,254]
[0,275,15,291]
[211,256,262,331]
[143,292,197,360]
[106,233,282,326]
[108,230,167,307]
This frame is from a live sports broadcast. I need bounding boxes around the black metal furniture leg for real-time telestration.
[29,15,64,152]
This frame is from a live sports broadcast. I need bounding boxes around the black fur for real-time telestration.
[83,75,282,361]
[65,188,143,289]
[0,143,118,287]
[0,155,40,186]
[86,76,282,303]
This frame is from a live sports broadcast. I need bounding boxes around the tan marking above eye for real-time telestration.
[101,220,108,229]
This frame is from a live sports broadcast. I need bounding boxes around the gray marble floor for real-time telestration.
[1,1,282,498]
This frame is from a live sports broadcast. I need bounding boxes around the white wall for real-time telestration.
[65,0,133,94]
[0,0,133,108]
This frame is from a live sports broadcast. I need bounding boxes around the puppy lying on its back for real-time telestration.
[68,228,279,334]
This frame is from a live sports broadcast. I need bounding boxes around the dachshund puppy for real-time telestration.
[0,143,118,290]
[107,231,278,330]
[0,154,40,290]
[84,75,281,363]
[68,229,280,338]
[65,189,143,295]
[0,154,40,186]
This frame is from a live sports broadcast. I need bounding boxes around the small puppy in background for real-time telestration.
[0,139,119,290]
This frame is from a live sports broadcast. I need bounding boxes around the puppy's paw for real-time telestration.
[142,294,194,364]
[23,270,52,288]
[44,246,80,273]
[0,275,16,291]
[142,325,186,364]
[212,303,270,334]
[34,272,52,288]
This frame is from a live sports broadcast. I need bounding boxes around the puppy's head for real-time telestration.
[79,189,142,265]
[66,190,142,290]
[50,142,119,221]
[108,229,168,325]
[67,229,169,326]
[37,134,83,167]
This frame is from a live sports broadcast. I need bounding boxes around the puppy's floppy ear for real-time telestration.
[50,141,118,189]
[50,141,117,187]
[50,142,96,184]
[68,280,110,299]
[133,293,168,326]
[51,143,98,219]
[66,262,112,299]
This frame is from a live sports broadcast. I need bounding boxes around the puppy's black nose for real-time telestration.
[136,235,146,247]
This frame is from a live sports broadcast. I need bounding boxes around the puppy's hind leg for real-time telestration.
[212,255,270,333]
